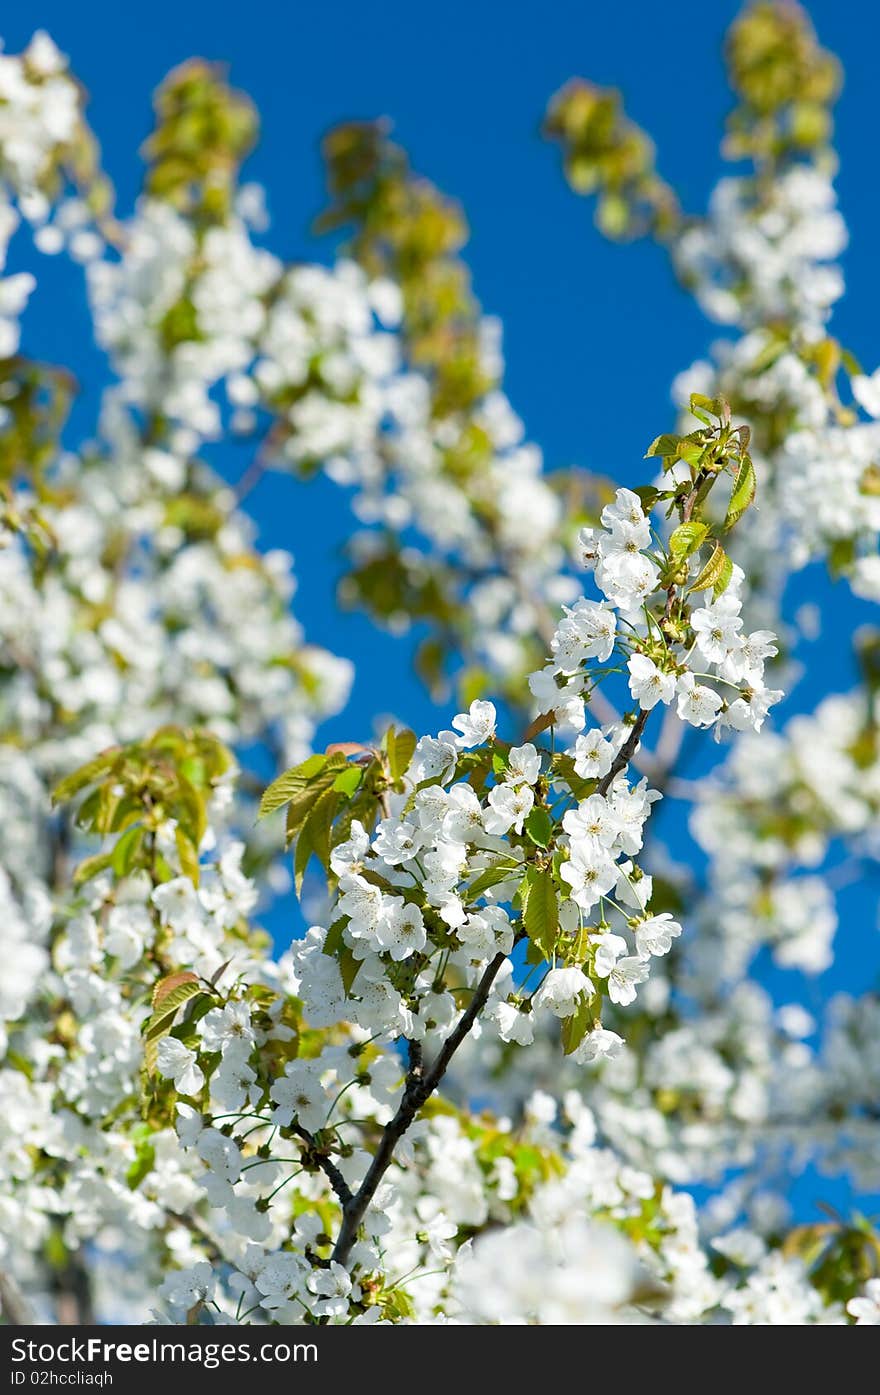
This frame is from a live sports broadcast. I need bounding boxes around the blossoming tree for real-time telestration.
[3,1,880,1326]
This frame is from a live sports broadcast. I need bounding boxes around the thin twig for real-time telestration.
[293,1127,355,1209]
[596,709,650,795]
[233,456,269,503]
[331,948,512,1267]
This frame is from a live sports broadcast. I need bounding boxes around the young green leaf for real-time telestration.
[467,863,518,901]
[51,749,117,806]
[126,1140,156,1191]
[322,916,349,959]
[724,454,756,530]
[689,540,728,594]
[560,993,593,1056]
[525,806,553,849]
[669,520,709,559]
[386,727,417,783]
[522,867,559,959]
[294,816,315,895]
[338,946,362,996]
[690,392,729,424]
[258,752,335,819]
[645,432,682,459]
[303,786,340,873]
[333,764,364,797]
[712,551,734,599]
[284,774,340,845]
[111,824,144,879]
[175,826,200,885]
[72,851,114,888]
[152,971,200,1012]
[144,975,208,1075]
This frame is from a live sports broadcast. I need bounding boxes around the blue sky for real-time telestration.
[8,2,880,1217]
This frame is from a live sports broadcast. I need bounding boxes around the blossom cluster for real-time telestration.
[674,166,846,336]
[3,5,880,1329]
[553,488,782,738]
[88,179,572,697]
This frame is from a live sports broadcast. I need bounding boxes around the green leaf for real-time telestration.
[107,794,143,835]
[522,867,559,960]
[828,537,856,576]
[464,748,494,793]
[386,1287,416,1321]
[712,552,734,599]
[676,438,705,466]
[294,816,315,895]
[525,807,553,849]
[175,826,200,885]
[322,916,349,958]
[632,485,661,511]
[144,975,208,1075]
[330,773,382,848]
[842,347,863,378]
[151,971,202,1014]
[333,765,363,797]
[689,540,728,594]
[467,863,517,901]
[524,936,545,967]
[550,752,596,802]
[338,947,361,996]
[644,433,681,459]
[319,917,361,995]
[4,1049,33,1080]
[292,780,349,892]
[180,993,215,1036]
[386,727,417,784]
[111,824,144,879]
[258,753,334,819]
[669,521,708,559]
[303,787,340,874]
[560,993,593,1056]
[645,433,702,468]
[724,455,756,530]
[126,1141,156,1191]
[171,775,206,850]
[179,756,206,788]
[73,786,103,832]
[72,851,114,887]
[51,749,117,806]
[284,775,337,846]
[690,392,728,424]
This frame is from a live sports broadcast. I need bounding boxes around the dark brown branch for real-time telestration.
[331,948,510,1266]
[405,1038,423,1087]
[294,1127,355,1209]
[596,708,650,796]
